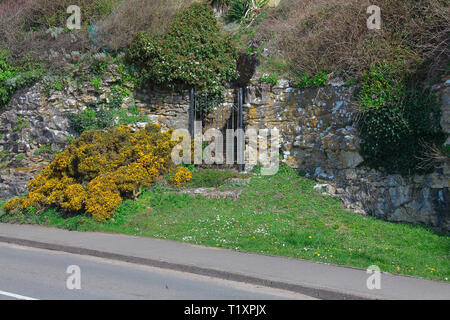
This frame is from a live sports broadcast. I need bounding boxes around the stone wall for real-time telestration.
[0,83,70,199]
[244,80,361,171]
[0,65,191,199]
[243,77,450,230]
[1,63,448,230]
[0,63,240,199]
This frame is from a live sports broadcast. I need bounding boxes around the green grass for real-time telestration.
[0,201,5,217]
[1,167,448,281]
[186,169,251,188]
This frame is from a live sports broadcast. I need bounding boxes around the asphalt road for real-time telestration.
[0,243,315,300]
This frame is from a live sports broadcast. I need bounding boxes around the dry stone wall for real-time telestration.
[1,65,448,230]
[243,77,450,230]
[0,83,70,199]
[0,66,191,199]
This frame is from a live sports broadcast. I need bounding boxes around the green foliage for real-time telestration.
[68,56,146,135]
[252,163,262,174]
[111,105,146,126]
[187,169,248,188]
[90,77,102,89]
[69,107,114,135]
[116,61,141,88]
[94,106,116,129]
[0,150,10,159]
[343,77,357,87]
[441,145,450,158]
[13,117,29,131]
[277,162,293,175]
[181,163,198,173]
[34,144,57,156]
[127,2,238,96]
[68,88,144,135]
[357,63,446,175]
[293,70,328,89]
[0,50,42,108]
[41,74,66,96]
[358,63,406,110]
[53,81,63,91]
[227,0,249,23]
[259,73,278,85]
[90,55,110,76]
[109,84,130,108]
[91,0,120,21]
[227,0,269,24]
[14,154,25,161]
[266,56,290,76]
[194,93,223,113]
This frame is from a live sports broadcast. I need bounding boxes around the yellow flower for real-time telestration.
[170,166,193,187]
[6,124,181,221]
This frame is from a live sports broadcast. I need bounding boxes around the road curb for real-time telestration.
[0,235,372,300]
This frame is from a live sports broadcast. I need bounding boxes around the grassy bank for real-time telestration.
[1,167,448,282]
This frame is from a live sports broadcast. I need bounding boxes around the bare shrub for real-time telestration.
[0,0,192,64]
[96,0,194,51]
[0,0,118,64]
[418,142,450,171]
[253,0,449,81]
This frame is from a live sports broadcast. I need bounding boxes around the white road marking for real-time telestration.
[0,290,38,300]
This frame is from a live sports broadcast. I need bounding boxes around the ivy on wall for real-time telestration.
[356,63,446,175]
[0,50,42,108]
[127,2,238,96]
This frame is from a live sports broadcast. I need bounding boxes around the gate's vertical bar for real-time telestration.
[189,88,195,137]
[203,94,206,134]
[223,94,226,169]
[238,87,244,173]
[232,93,234,169]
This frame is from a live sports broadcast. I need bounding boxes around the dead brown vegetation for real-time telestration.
[96,0,193,51]
[253,0,449,81]
[0,0,192,64]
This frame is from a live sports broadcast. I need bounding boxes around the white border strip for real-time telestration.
[0,290,38,300]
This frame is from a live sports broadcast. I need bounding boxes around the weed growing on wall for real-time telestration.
[259,73,278,85]
[292,70,328,89]
[0,50,42,108]
[67,55,145,135]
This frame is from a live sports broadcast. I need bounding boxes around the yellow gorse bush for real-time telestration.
[5,124,189,221]
[170,166,193,187]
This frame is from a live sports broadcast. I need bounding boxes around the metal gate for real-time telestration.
[189,88,244,172]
